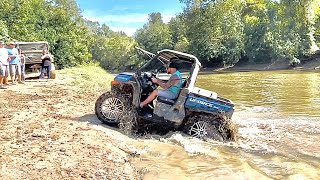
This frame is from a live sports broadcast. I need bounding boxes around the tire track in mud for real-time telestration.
[0,78,140,179]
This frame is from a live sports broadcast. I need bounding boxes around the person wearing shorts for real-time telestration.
[39,49,52,81]
[17,49,26,82]
[140,61,183,108]
[7,42,22,85]
[0,41,9,89]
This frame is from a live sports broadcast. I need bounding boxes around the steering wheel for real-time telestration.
[142,71,157,90]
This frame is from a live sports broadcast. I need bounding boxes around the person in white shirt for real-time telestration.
[0,41,9,89]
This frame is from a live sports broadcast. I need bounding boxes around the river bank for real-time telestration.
[209,51,320,72]
[0,65,141,179]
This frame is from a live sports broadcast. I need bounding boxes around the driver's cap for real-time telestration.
[168,62,178,69]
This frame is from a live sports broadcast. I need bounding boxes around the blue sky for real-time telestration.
[75,0,184,36]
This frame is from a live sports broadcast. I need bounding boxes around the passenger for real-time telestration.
[140,61,183,108]
[0,41,9,89]
[39,49,52,81]
[7,42,22,84]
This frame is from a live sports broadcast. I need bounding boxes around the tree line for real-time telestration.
[1,0,319,70]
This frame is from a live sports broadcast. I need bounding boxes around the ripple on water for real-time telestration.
[233,109,320,160]
[127,125,320,179]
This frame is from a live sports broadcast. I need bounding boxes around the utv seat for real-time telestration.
[156,79,188,105]
[157,96,176,105]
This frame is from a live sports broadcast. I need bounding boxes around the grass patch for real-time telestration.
[59,63,115,93]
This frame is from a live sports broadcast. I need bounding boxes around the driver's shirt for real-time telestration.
[167,71,183,96]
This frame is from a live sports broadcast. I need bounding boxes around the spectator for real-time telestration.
[18,49,26,83]
[7,42,22,85]
[39,49,52,80]
[0,41,9,89]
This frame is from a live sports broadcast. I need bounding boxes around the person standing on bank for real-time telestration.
[39,49,52,80]
[0,41,9,89]
[139,61,183,108]
[18,49,26,82]
[7,42,22,85]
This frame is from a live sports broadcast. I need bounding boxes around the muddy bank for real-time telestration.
[209,51,320,72]
[0,70,140,179]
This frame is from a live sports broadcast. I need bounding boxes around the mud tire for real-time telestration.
[95,91,130,126]
[118,106,138,135]
[185,113,237,141]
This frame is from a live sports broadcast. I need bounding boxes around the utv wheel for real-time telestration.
[185,113,238,141]
[95,92,128,125]
[186,120,223,141]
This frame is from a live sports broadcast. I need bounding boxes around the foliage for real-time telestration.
[262,0,318,65]
[313,1,320,47]
[98,32,139,70]
[177,0,320,66]
[134,13,173,54]
[0,20,9,41]
[242,0,273,63]
[84,20,139,71]
[180,0,245,66]
[168,15,189,52]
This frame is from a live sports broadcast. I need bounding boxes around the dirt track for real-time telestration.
[0,73,139,179]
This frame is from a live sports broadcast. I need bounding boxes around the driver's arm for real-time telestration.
[155,74,179,89]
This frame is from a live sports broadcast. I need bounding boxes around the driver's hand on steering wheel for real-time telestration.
[151,77,158,84]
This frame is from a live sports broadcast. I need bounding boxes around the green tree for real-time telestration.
[168,15,189,52]
[0,20,9,41]
[87,21,114,63]
[134,12,173,54]
[312,1,320,47]
[242,0,273,63]
[45,0,92,68]
[262,0,319,65]
[98,32,138,70]
[181,0,245,66]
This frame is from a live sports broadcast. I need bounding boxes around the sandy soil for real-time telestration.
[0,74,140,179]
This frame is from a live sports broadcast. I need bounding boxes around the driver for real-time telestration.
[140,61,183,108]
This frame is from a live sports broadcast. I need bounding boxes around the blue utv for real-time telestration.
[95,49,236,141]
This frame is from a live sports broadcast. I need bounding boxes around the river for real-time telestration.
[112,70,320,179]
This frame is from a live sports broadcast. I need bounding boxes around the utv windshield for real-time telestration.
[139,57,167,73]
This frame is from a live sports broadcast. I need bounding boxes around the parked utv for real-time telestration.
[15,41,56,78]
[95,49,236,141]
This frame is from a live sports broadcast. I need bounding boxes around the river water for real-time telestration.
[127,70,320,179]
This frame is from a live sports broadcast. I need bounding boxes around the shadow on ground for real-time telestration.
[76,114,102,125]
[73,113,175,140]
[74,113,124,134]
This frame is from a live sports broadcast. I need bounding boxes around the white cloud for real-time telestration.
[109,26,138,36]
[83,11,149,24]
[162,14,175,23]
[82,9,179,36]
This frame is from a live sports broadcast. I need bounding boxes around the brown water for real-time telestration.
[129,70,320,179]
